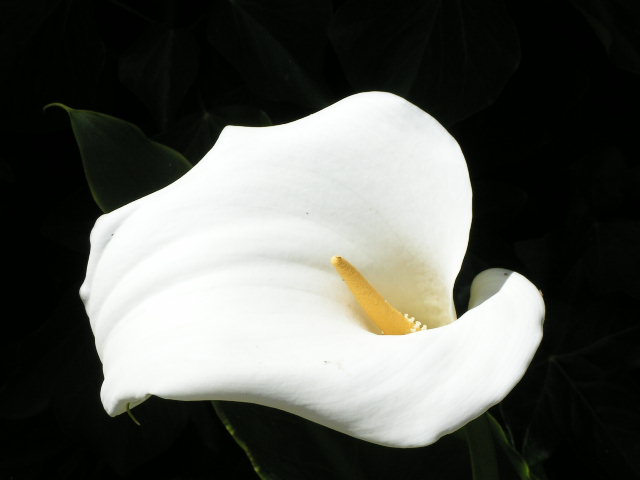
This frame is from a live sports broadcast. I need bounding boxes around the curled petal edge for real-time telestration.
[98,268,543,448]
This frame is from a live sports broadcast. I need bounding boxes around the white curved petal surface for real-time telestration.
[80,92,543,447]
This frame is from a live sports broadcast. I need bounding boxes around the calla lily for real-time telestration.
[80,91,544,448]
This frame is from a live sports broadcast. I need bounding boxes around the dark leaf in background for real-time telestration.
[466,179,529,270]
[0,0,106,131]
[213,401,470,480]
[498,140,640,479]
[158,108,225,164]
[514,150,640,304]
[0,289,84,421]
[47,310,191,475]
[0,288,213,477]
[583,219,640,300]
[487,413,540,480]
[575,148,640,220]
[207,0,333,110]
[40,188,98,254]
[524,327,640,479]
[0,0,61,68]
[329,0,520,125]
[119,25,200,130]
[330,0,440,99]
[158,102,272,163]
[46,104,192,212]
[569,0,640,75]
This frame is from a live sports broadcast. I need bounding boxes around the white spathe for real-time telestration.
[80,92,544,448]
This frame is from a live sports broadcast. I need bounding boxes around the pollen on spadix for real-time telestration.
[331,256,427,335]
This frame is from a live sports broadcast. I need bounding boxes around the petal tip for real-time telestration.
[469,267,545,317]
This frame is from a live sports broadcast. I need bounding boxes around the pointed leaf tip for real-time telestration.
[50,105,192,212]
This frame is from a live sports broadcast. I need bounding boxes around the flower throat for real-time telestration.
[331,256,426,335]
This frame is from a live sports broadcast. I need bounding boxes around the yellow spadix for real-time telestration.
[331,256,426,335]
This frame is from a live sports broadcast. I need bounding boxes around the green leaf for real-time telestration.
[158,102,272,163]
[568,0,640,75]
[464,415,499,480]
[46,103,191,213]
[328,0,520,125]
[206,0,332,109]
[213,401,470,480]
[119,25,200,129]
[487,413,537,480]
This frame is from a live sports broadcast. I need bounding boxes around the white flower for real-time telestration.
[80,92,544,448]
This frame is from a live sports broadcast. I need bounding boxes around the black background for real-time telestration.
[1,0,639,478]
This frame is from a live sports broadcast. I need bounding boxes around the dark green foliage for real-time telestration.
[206,0,333,110]
[0,0,106,131]
[119,25,200,129]
[46,103,192,213]
[329,0,521,125]
[157,103,272,163]
[213,401,471,480]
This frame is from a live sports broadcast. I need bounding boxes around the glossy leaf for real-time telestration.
[47,103,191,213]
[329,0,520,124]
